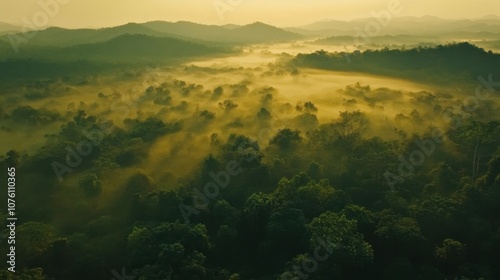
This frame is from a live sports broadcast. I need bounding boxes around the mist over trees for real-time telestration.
[1,18,500,280]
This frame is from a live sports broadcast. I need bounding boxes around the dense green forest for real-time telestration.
[292,43,500,85]
[1,59,500,279]
[1,15,500,280]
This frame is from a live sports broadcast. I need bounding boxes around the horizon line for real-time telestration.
[2,14,500,30]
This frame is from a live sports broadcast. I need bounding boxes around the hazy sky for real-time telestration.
[1,0,500,28]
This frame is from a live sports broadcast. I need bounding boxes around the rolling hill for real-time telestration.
[292,16,500,37]
[2,33,228,63]
[0,23,183,48]
[0,22,21,34]
[0,21,303,53]
[0,33,230,81]
[142,21,303,43]
[58,34,225,62]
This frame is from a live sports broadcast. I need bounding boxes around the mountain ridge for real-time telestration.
[0,20,304,49]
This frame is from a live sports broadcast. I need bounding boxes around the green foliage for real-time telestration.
[269,128,302,150]
[10,105,60,124]
[0,268,49,280]
[308,110,369,150]
[257,107,271,120]
[435,239,466,265]
[292,43,500,84]
[219,100,238,111]
[16,222,55,263]
[308,211,374,266]
[126,171,154,195]
[79,173,102,197]
[5,41,500,279]
[124,117,182,141]
[375,216,426,251]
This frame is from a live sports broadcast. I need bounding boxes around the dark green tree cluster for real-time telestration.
[1,109,500,280]
[292,43,500,85]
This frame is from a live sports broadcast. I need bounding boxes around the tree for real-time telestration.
[210,200,241,230]
[269,128,302,150]
[307,161,322,180]
[424,162,459,194]
[212,86,224,99]
[452,121,500,181]
[294,112,319,130]
[265,207,308,254]
[257,107,272,120]
[79,173,102,197]
[271,173,311,207]
[332,111,369,142]
[127,226,155,266]
[410,195,458,244]
[219,100,238,112]
[242,193,272,241]
[296,101,318,113]
[341,204,376,237]
[479,155,500,187]
[308,110,369,150]
[17,222,55,265]
[6,150,20,167]
[126,171,153,195]
[307,211,373,267]
[375,215,426,257]
[220,134,262,168]
[434,239,466,267]
[295,180,337,218]
[127,222,211,279]
[0,268,49,280]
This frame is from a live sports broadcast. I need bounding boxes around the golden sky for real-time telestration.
[1,0,500,28]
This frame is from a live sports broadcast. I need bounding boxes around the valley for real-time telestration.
[0,13,500,280]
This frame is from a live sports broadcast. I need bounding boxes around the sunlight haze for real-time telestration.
[1,0,500,28]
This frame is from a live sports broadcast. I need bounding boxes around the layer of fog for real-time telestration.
[1,41,499,195]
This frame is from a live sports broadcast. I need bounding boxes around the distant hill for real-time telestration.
[294,16,500,37]
[476,39,500,51]
[234,22,301,42]
[313,34,440,49]
[142,21,303,43]
[142,21,229,40]
[60,34,224,62]
[0,21,303,52]
[0,39,11,50]
[221,24,241,30]
[480,15,500,20]
[3,17,499,48]
[299,19,356,33]
[0,22,21,34]
[0,34,230,81]
[0,23,184,48]
[3,34,227,63]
